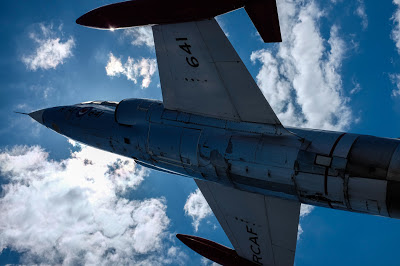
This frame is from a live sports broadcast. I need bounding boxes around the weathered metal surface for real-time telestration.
[387,181,400,218]
[347,177,388,216]
[332,133,359,158]
[33,98,400,220]
[180,128,202,176]
[388,144,400,181]
[346,136,398,179]
[115,98,159,125]
[304,131,343,156]
[148,123,183,163]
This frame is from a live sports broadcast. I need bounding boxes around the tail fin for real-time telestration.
[245,0,281,43]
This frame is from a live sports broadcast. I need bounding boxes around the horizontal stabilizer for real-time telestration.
[245,0,282,43]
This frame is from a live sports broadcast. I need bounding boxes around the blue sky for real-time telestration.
[1,0,400,265]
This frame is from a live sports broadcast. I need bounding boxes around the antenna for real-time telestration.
[14,111,29,115]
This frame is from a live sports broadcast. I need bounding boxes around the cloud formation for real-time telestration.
[124,26,154,48]
[184,189,212,232]
[105,53,157,88]
[391,1,400,96]
[22,24,75,71]
[251,0,352,131]
[392,0,400,54]
[355,0,368,30]
[0,143,184,265]
[298,204,315,239]
[390,74,400,97]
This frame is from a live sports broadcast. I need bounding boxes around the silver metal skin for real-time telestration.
[31,98,400,220]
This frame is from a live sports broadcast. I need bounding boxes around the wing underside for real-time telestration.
[195,179,300,266]
[152,19,281,125]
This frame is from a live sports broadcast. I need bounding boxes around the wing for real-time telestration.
[195,179,300,266]
[152,19,281,125]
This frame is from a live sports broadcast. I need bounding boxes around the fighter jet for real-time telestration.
[28,1,400,265]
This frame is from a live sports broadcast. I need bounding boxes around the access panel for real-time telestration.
[180,128,201,175]
[148,123,183,165]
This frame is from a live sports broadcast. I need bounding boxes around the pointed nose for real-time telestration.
[29,109,45,125]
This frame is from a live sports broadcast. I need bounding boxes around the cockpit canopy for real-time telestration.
[80,100,118,107]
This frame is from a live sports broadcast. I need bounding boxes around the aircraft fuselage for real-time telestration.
[34,98,400,219]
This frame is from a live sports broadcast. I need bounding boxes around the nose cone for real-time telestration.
[29,109,45,125]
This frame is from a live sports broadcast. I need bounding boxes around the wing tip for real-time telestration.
[245,0,282,43]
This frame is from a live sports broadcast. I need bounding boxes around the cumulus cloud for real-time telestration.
[22,24,75,71]
[298,204,315,239]
[251,0,352,131]
[124,26,154,47]
[105,53,157,88]
[0,143,185,265]
[392,0,400,54]
[184,189,212,232]
[355,0,368,30]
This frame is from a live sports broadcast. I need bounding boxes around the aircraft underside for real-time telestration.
[26,1,400,265]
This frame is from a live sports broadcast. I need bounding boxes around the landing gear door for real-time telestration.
[180,128,201,175]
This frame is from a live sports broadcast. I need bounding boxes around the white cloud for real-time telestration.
[124,26,154,48]
[392,0,400,55]
[391,1,400,97]
[105,53,157,88]
[298,204,315,239]
[216,17,230,37]
[350,79,362,95]
[105,53,125,76]
[251,0,352,131]
[390,74,400,97]
[201,257,220,266]
[22,24,75,71]
[184,189,212,232]
[0,143,185,265]
[300,204,315,218]
[355,0,368,30]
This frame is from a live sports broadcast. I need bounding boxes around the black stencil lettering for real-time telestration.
[249,236,259,246]
[186,56,199,67]
[246,225,258,235]
[252,254,263,265]
[251,245,261,255]
[179,43,192,54]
